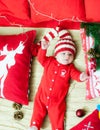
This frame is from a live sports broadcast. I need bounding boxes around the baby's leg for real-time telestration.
[48,103,66,130]
[28,126,38,130]
[29,94,47,130]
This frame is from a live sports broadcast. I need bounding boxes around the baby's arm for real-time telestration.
[70,64,89,82]
[37,41,50,66]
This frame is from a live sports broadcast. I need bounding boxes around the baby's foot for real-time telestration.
[28,126,38,130]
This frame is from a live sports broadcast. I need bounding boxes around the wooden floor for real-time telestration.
[0,27,99,130]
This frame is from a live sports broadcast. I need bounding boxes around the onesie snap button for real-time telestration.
[47,96,50,99]
[33,121,36,124]
[54,71,57,74]
[49,88,52,91]
[52,79,54,82]
[46,106,48,109]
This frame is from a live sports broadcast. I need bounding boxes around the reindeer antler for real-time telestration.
[0,44,10,55]
[0,42,25,56]
[15,41,25,54]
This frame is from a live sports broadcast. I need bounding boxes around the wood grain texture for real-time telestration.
[0,27,99,130]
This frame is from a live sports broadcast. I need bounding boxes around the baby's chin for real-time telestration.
[59,61,70,65]
[62,60,74,65]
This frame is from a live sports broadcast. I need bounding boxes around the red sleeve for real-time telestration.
[31,43,41,57]
[37,48,50,66]
[70,64,82,82]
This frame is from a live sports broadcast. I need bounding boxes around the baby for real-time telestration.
[28,28,88,130]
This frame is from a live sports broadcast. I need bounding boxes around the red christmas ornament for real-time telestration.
[76,109,86,117]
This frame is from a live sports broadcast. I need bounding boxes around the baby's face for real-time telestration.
[55,51,74,65]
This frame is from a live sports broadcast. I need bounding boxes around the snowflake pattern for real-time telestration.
[82,121,94,130]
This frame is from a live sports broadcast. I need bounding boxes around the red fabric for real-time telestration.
[70,110,100,130]
[31,43,41,57]
[0,0,32,26]
[85,0,100,22]
[0,30,36,105]
[0,0,82,28]
[0,0,30,19]
[32,20,81,29]
[29,0,86,23]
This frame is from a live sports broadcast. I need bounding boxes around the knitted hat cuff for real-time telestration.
[54,39,76,56]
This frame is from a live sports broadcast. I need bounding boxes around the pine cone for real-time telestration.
[88,48,96,57]
[14,111,24,120]
[13,103,22,110]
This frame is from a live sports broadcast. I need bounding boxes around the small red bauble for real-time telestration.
[76,109,85,117]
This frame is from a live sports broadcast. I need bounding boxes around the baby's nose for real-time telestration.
[65,55,69,58]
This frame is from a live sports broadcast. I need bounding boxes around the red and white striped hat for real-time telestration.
[41,27,76,56]
[54,38,76,56]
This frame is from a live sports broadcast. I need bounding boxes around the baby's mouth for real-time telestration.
[65,59,68,61]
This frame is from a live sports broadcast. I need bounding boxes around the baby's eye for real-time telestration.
[62,53,66,56]
[62,52,66,55]
[68,53,73,56]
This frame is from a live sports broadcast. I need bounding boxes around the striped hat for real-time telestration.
[54,38,76,56]
[55,28,76,56]
[41,28,58,42]
[41,27,76,56]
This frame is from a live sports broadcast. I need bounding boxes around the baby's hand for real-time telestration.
[41,41,50,50]
[80,72,89,81]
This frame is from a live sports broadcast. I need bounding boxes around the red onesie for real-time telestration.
[30,48,81,130]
